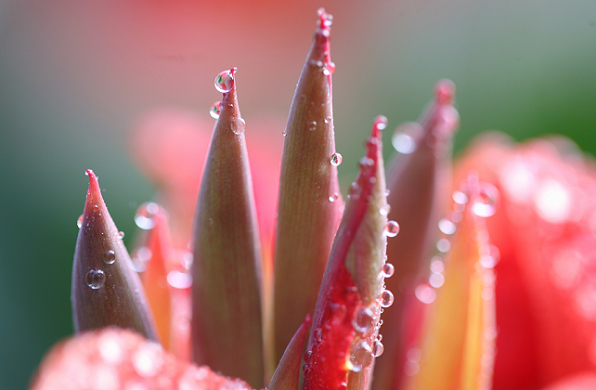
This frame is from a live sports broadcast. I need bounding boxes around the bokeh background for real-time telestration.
[1,0,595,388]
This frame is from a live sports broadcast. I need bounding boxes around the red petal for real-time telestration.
[30,327,253,390]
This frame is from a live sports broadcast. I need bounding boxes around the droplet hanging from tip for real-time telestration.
[214,68,236,93]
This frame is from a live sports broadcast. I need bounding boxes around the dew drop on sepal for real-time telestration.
[86,269,106,289]
[330,152,343,166]
[103,250,116,265]
[209,101,222,119]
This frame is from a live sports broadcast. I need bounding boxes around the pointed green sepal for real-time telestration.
[273,7,343,364]
[191,69,265,388]
[72,170,158,341]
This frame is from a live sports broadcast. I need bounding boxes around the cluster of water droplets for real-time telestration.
[132,203,194,290]
[210,68,247,135]
[414,183,500,305]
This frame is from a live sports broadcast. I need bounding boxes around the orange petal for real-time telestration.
[400,176,496,390]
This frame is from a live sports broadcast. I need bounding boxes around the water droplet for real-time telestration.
[132,247,152,273]
[380,290,394,308]
[309,59,324,68]
[382,263,395,278]
[313,328,323,341]
[86,269,106,289]
[429,273,445,288]
[330,152,343,166]
[480,255,497,268]
[379,204,391,216]
[349,182,362,199]
[385,221,400,237]
[135,202,159,230]
[452,190,468,205]
[230,117,246,135]
[392,123,420,154]
[77,215,83,228]
[350,341,373,371]
[117,231,125,239]
[303,350,312,363]
[329,193,339,202]
[214,68,236,93]
[415,284,436,304]
[209,101,222,119]
[308,121,317,131]
[373,340,385,357]
[103,250,116,265]
[167,270,193,289]
[323,62,335,76]
[473,183,499,217]
[430,257,444,274]
[436,238,450,253]
[375,116,388,131]
[438,218,456,235]
[352,306,374,333]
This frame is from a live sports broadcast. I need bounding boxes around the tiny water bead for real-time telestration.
[308,121,317,131]
[86,269,106,289]
[135,202,159,230]
[117,231,125,239]
[350,341,374,372]
[374,115,388,131]
[352,306,374,333]
[392,122,421,154]
[231,117,246,135]
[214,68,236,93]
[438,218,456,235]
[209,101,222,119]
[330,152,343,166]
[329,192,339,202]
[472,183,499,217]
[381,262,395,278]
[452,190,468,205]
[415,284,436,304]
[436,238,451,253]
[167,270,193,289]
[77,214,83,228]
[380,289,394,308]
[385,221,400,237]
[103,250,116,265]
[429,273,445,288]
[373,340,385,358]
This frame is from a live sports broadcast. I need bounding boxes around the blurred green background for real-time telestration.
[1,0,595,388]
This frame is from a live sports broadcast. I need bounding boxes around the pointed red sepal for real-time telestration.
[72,170,158,341]
[273,8,343,365]
[270,315,312,390]
[29,327,253,390]
[374,80,459,390]
[303,118,389,390]
[192,70,265,388]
